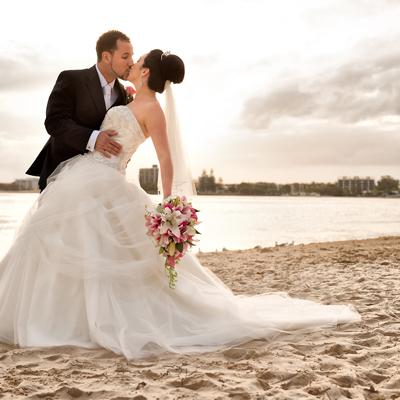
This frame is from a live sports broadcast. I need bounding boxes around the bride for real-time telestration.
[0,49,360,359]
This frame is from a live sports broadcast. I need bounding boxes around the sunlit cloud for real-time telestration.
[0,50,57,91]
[241,39,400,129]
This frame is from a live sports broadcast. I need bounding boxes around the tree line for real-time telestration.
[196,170,400,196]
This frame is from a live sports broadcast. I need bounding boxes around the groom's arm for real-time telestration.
[44,70,92,153]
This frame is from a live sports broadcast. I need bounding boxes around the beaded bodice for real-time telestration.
[86,106,146,173]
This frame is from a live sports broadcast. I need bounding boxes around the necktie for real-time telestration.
[104,84,112,110]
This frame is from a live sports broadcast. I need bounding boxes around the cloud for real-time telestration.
[0,136,44,181]
[0,109,45,181]
[240,41,400,129]
[232,122,400,167]
[190,53,221,66]
[0,112,43,140]
[0,49,56,91]
[263,127,400,167]
[206,122,400,183]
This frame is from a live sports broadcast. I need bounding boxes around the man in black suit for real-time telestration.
[26,30,134,191]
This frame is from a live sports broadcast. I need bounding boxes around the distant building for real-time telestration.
[290,183,305,196]
[139,165,159,194]
[197,169,216,193]
[337,176,375,194]
[15,178,39,191]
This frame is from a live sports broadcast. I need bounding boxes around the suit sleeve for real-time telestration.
[44,71,93,153]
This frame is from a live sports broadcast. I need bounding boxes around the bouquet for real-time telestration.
[145,195,200,288]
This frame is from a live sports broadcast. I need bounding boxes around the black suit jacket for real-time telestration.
[26,65,127,190]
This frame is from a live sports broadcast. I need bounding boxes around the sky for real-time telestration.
[1,0,400,184]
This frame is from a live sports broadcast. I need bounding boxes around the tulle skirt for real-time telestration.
[0,155,361,359]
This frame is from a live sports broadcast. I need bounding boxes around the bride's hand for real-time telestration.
[95,130,122,158]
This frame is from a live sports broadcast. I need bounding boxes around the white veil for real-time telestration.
[158,81,196,197]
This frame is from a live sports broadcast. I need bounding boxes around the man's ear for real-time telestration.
[102,51,112,64]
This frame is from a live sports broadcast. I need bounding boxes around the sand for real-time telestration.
[1,236,399,399]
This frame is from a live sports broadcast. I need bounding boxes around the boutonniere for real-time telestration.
[125,86,136,103]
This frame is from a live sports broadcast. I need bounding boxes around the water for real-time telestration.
[1,192,400,258]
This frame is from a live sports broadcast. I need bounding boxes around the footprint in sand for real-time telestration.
[384,376,400,389]
[306,385,331,396]
[320,359,346,371]
[256,369,279,390]
[325,386,353,400]
[280,372,316,390]
[362,371,390,385]
[355,337,381,347]
[323,343,357,356]
[140,369,161,380]
[331,372,357,388]
[227,391,252,400]
[42,354,63,361]
[169,372,218,391]
[222,348,257,360]
[112,397,147,400]
[16,362,40,369]
[32,386,86,399]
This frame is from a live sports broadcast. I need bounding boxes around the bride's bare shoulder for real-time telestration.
[144,99,165,124]
[140,100,166,137]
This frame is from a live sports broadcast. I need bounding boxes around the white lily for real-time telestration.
[160,208,184,238]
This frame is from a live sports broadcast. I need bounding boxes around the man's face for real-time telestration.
[108,39,134,79]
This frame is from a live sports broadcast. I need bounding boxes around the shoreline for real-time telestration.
[1,190,400,198]
[1,236,400,399]
[195,234,400,254]
[200,234,400,252]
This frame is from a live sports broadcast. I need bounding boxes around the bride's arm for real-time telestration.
[145,105,173,198]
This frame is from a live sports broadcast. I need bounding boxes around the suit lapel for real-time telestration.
[85,65,106,115]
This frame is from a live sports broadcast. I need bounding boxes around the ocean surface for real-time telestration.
[1,192,400,258]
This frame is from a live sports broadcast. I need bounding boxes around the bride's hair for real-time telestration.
[143,49,185,93]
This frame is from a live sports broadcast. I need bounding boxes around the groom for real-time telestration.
[26,30,134,191]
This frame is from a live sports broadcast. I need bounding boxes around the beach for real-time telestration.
[1,236,399,399]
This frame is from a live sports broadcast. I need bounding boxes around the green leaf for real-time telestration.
[176,243,184,252]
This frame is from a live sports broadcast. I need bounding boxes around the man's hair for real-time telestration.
[96,30,130,61]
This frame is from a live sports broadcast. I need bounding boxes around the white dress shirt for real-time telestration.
[86,65,119,152]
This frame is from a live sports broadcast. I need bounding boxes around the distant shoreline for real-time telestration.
[1,190,399,198]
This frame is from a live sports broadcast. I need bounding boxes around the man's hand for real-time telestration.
[94,130,122,158]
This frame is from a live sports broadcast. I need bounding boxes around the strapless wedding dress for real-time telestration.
[0,106,361,359]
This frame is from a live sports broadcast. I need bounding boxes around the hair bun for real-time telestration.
[144,49,185,93]
[160,53,185,84]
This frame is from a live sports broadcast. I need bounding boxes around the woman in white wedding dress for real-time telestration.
[0,50,360,359]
